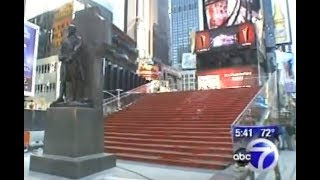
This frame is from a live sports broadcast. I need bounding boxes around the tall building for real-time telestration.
[153,0,170,65]
[169,0,203,69]
[123,0,170,64]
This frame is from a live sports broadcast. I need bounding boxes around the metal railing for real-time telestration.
[230,72,278,151]
[102,82,152,116]
[102,75,274,116]
[231,72,277,126]
[166,76,266,92]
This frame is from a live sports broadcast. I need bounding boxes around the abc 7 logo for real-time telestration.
[233,138,279,171]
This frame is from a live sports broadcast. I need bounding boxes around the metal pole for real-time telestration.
[276,67,281,119]
[116,89,123,110]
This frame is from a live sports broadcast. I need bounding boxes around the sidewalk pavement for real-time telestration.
[24,151,215,180]
[255,150,296,180]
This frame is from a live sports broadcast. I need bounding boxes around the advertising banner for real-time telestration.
[195,31,211,52]
[272,0,291,45]
[275,50,295,93]
[51,2,73,48]
[182,53,197,70]
[204,0,261,30]
[24,20,40,97]
[254,18,266,60]
[197,65,258,89]
[198,75,221,90]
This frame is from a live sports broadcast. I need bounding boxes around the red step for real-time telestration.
[104,140,233,154]
[106,123,232,128]
[111,153,230,169]
[104,87,260,169]
[106,146,233,162]
[104,136,233,148]
[105,129,232,136]
[105,132,232,142]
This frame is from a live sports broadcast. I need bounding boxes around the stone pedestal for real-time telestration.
[29,107,116,179]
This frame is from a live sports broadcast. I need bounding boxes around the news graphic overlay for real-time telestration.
[232,125,279,140]
[233,147,251,167]
[247,138,279,171]
[232,125,280,171]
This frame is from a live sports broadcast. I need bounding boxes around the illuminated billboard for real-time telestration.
[205,0,261,30]
[272,0,292,45]
[195,22,255,52]
[195,31,211,52]
[136,61,161,81]
[24,20,40,97]
[197,65,258,89]
[182,53,197,70]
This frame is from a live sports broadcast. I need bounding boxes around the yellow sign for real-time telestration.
[189,30,196,53]
[52,2,74,48]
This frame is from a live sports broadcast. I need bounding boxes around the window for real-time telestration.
[39,84,43,93]
[189,4,192,10]
[45,85,49,93]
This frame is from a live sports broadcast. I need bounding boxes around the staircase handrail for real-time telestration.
[103,82,152,105]
[231,72,276,126]
[103,82,152,116]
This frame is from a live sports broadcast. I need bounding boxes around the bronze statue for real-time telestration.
[51,24,89,107]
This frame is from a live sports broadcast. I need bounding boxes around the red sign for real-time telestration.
[195,31,211,52]
[197,66,259,89]
[237,23,255,46]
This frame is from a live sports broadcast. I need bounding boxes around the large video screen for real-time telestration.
[195,22,255,52]
[24,20,40,97]
[205,0,261,30]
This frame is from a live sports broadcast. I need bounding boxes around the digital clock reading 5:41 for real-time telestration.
[234,128,253,138]
[233,126,279,139]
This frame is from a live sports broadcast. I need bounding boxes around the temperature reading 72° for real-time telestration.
[260,128,275,138]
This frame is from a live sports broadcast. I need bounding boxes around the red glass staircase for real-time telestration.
[104,87,260,169]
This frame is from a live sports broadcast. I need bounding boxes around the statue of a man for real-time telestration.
[52,24,85,105]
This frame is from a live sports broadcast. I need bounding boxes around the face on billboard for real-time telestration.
[24,22,38,95]
[205,0,261,30]
[206,0,228,29]
[209,22,255,48]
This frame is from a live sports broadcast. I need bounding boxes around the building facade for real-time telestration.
[25,55,60,109]
[181,70,196,91]
[103,24,149,99]
[123,0,170,65]
[169,0,203,69]
[25,2,149,109]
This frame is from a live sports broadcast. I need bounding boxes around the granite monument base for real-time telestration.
[29,107,116,179]
[30,153,116,179]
